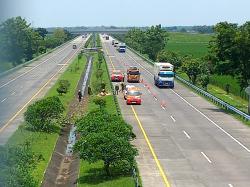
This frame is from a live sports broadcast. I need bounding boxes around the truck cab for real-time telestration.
[117,43,126,53]
[114,41,119,47]
[127,66,140,82]
[154,62,174,88]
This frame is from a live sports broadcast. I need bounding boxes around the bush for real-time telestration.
[93,97,106,110]
[0,142,43,187]
[74,131,137,176]
[56,80,70,95]
[24,96,64,132]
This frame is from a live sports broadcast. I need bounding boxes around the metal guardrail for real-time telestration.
[121,41,250,121]
[176,76,250,121]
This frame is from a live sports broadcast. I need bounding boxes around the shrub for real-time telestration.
[24,96,64,132]
[56,80,70,95]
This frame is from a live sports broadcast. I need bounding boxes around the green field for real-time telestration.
[166,32,213,58]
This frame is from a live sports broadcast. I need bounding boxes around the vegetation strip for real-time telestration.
[1,53,87,186]
[77,35,139,187]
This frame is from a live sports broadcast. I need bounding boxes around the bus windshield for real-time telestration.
[158,73,174,78]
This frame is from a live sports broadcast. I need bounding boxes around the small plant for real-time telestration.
[93,97,106,110]
[56,80,70,95]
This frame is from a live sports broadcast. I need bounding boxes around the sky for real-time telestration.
[1,0,250,27]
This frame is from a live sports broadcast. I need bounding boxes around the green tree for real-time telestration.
[0,142,42,187]
[125,28,145,53]
[56,80,70,95]
[182,57,201,84]
[74,131,138,176]
[157,50,182,69]
[0,17,42,65]
[76,110,134,140]
[24,96,64,132]
[35,28,48,39]
[143,25,167,60]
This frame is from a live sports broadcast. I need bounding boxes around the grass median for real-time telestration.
[7,55,87,184]
[77,52,136,187]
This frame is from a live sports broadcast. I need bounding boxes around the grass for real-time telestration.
[78,161,134,187]
[166,32,213,58]
[0,62,14,73]
[7,55,87,185]
[177,72,249,114]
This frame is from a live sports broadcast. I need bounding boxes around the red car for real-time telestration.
[126,89,142,105]
[111,70,124,82]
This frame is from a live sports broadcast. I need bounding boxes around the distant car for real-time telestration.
[73,44,77,49]
[112,40,115,45]
[111,70,124,82]
[114,41,119,47]
[125,88,142,105]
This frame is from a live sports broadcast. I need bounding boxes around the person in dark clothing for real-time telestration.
[78,90,82,102]
[120,82,125,92]
[114,83,119,95]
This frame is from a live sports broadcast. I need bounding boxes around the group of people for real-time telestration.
[77,82,125,102]
[114,82,126,95]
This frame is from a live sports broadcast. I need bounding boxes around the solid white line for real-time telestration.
[170,115,176,122]
[183,130,191,139]
[228,184,234,187]
[1,98,7,103]
[171,89,250,153]
[127,47,250,153]
[0,39,76,89]
[201,151,212,163]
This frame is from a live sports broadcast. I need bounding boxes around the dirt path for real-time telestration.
[41,57,91,187]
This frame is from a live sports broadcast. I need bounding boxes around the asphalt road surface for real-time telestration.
[102,35,250,187]
[0,36,88,144]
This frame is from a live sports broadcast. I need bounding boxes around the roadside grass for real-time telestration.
[166,32,212,58]
[78,161,134,187]
[0,62,14,73]
[7,55,87,184]
[177,72,249,113]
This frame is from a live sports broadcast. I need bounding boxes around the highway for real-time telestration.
[101,36,250,187]
[0,36,88,144]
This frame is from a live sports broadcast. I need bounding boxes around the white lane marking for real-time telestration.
[126,53,153,76]
[0,39,78,89]
[183,130,191,139]
[57,63,68,66]
[11,92,15,95]
[1,98,7,103]
[161,106,166,110]
[201,152,212,163]
[170,115,176,122]
[228,184,234,187]
[171,89,250,153]
[154,97,158,101]
[127,48,250,153]
[147,89,151,93]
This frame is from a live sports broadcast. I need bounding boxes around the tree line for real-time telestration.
[115,22,250,92]
[0,17,74,66]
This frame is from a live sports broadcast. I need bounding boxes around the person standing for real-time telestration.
[78,90,82,102]
[120,82,125,92]
[114,83,119,95]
